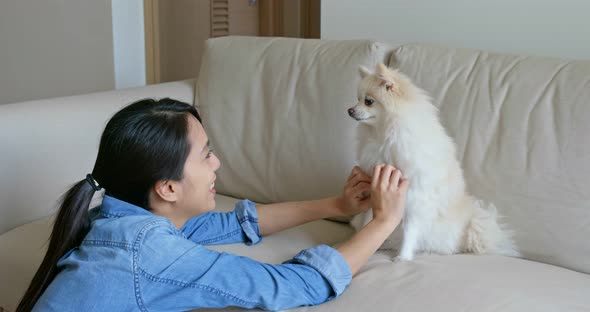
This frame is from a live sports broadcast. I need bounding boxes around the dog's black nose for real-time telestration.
[348,108,355,116]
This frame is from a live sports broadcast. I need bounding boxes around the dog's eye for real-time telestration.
[365,98,374,106]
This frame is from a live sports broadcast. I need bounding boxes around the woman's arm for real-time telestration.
[182,200,261,246]
[140,224,352,311]
[256,167,372,236]
[256,196,341,236]
[180,175,364,245]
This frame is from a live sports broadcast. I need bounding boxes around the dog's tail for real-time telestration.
[463,200,520,257]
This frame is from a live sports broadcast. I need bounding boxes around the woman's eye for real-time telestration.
[206,149,214,159]
[365,98,374,106]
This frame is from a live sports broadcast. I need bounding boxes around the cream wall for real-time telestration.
[0,0,115,105]
[321,0,590,60]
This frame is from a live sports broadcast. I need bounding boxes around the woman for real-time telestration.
[18,98,408,311]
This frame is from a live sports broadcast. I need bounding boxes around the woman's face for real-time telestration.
[177,116,221,217]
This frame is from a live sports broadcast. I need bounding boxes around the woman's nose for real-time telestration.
[212,153,221,171]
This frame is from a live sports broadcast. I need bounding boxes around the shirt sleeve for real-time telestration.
[181,199,262,246]
[137,224,352,311]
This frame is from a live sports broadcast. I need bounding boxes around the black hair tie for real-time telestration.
[86,174,102,191]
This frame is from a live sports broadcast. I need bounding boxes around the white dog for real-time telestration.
[348,64,519,261]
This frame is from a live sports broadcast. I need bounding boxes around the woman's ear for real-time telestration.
[153,179,179,203]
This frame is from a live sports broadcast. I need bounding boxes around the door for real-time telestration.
[145,0,320,84]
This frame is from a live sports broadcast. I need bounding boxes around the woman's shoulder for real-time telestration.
[84,213,180,246]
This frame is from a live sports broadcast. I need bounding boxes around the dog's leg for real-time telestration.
[396,218,420,261]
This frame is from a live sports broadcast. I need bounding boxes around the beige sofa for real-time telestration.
[1,37,588,311]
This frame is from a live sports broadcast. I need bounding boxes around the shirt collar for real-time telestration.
[99,195,152,218]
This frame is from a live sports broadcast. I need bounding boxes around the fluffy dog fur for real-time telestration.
[348,64,519,261]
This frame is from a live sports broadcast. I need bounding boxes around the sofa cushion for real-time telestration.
[0,215,52,310]
[389,44,590,274]
[280,254,590,312]
[195,36,393,204]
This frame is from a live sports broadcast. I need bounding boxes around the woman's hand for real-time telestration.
[370,164,409,228]
[335,166,372,217]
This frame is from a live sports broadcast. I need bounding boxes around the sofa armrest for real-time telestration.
[0,80,195,234]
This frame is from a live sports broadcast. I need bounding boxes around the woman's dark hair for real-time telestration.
[17,98,201,311]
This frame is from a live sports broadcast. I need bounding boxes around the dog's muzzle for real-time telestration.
[348,107,364,121]
[348,107,360,121]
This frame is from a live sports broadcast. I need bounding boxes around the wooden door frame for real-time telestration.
[259,0,320,38]
[259,0,283,37]
[144,0,160,84]
[301,0,320,38]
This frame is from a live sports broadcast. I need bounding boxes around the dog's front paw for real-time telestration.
[394,249,415,261]
[393,254,414,262]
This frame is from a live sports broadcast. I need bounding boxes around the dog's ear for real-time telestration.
[375,64,394,91]
[376,63,390,75]
[382,80,394,92]
[376,63,393,91]
[359,66,371,78]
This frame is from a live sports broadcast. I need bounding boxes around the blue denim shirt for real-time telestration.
[33,195,352,311]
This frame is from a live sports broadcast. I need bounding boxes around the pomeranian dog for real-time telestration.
[348,64,519,261]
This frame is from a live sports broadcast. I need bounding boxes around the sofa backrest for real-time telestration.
[0,80,195,234]
[197,37,589,274]
[196,36,394,204]
[389,44,590,273]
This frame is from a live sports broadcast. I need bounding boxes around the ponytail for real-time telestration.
[17,178,97,311]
